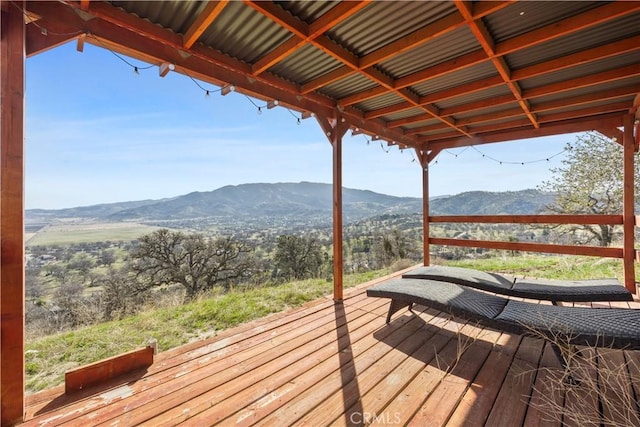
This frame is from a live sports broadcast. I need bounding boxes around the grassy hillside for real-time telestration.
[25,269,386,393]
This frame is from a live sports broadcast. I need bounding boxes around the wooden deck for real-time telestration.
[21,274,640,426]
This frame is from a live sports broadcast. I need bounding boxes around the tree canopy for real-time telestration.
[273,235,324,280]
[129,229,253,300]
[538,132,640,246]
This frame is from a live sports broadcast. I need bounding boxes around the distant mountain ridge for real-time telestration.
[26,182,554,224]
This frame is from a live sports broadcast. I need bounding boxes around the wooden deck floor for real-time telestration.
[22,274,640,426]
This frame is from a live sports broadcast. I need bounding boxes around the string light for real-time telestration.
[469,145,566,165]
[88,34,154,73]
[63,21,575,155]
[11,1,83,37]
[72,30,312,127]
[285,108,303,125]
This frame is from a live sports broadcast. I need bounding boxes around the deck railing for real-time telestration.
[428,214,626,259]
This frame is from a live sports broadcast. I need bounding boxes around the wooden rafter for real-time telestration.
[247,0,472,138]
[387,63,640,131]
[454,1,538,128]
[496,1,640,56]
[426,113,624,149]
[250,1,369,76]
[332,1,639,145]
[183,1,229,49]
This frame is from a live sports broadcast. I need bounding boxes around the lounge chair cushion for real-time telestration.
[402,265,632,302]
[367,278,640,351]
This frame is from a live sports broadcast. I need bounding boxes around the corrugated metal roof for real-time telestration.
[520,55,640,90]
[268,44,343,85]
[410,62,499,97]
[198,2,292,64]
[329,1,456,57]
[484,1,604,43]
[277,1,339,24]
[537,98,632,120]
[530,77,640,105]
[434,85,515,110]
[354,92,405,113]
[452,102,523,122]
[379,26,479,79]
[36,0,640,149]
[318,73,378,100]
[506,13,640,70]
[401,118,441,131]
[379,107,432,123]
[110,0,203,35]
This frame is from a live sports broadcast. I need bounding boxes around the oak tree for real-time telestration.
[129,229,253,300]
[538,132,640,247]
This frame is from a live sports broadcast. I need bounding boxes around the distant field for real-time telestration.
[26,222,161,246]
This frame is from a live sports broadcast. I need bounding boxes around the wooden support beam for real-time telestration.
[416,150,430,266]
[623,114,637,294]
[316,114,350,301]
[1,3,26,424]
[426,113,624,150]
[76,33,86,52]
[183,1,228,49]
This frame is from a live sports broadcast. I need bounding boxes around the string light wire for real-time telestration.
[11,1,83,37]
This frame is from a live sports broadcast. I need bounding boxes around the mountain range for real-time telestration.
[26,182,555,225]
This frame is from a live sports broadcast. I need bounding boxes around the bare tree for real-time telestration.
[128,229,253,300]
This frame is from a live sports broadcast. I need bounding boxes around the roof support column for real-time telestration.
[623,114,637,294]
[316,114,349,300]
[416,149,430,266]
[1,1,26,424]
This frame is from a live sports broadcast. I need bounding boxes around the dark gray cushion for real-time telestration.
[402,265,632,302]
[497,300,640,349]
[367,279,640,351]
[512,277,631,302]
[368,278,508,320]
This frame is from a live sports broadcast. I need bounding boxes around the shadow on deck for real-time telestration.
[21,272,640,426]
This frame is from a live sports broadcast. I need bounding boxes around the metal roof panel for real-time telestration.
[506,13,640,70]
[329,1,457,57]
[520,55,640,90]
[484,1,604,43]
[268,44,343,85]
[410,62,499,97]
[379,26,480,79]
[197,2,293,64]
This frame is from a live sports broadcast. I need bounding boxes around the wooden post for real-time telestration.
[316,114,349,300]
[332,130,343,300]
[417,149,430,266]
[623,114,637,294]
[1,1,26,424]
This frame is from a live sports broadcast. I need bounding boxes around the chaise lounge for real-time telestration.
[402,265,633,304]
[366,278,640,368]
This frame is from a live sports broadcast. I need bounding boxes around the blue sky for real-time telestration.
[25,41,578,209]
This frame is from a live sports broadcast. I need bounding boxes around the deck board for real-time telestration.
[21,273,640,427]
